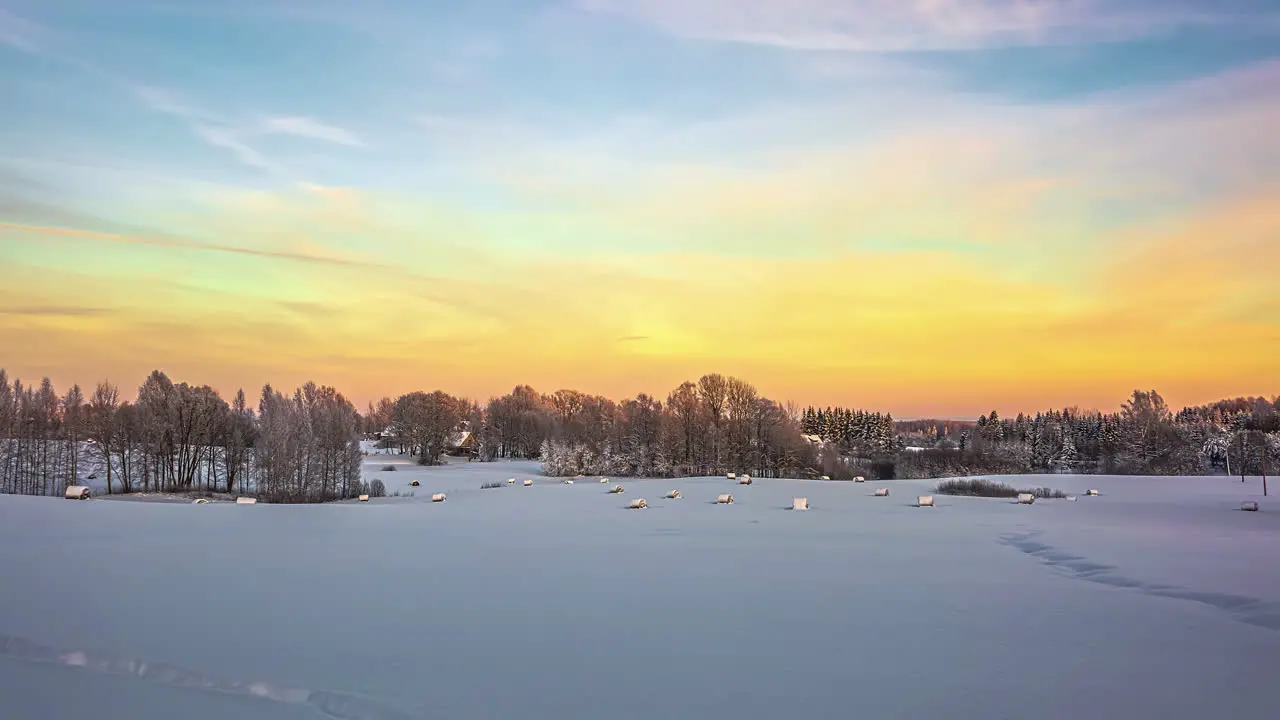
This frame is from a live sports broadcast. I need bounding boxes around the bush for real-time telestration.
[481,482,503,490]
[1026,486,1069,499]
[381,465,396,472]
[369,479,387,498]
[935,478,1067,499]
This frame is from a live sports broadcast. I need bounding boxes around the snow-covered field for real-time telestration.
[3,461,1278,719]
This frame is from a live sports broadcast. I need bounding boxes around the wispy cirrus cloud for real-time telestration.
[129,85,367,176]
[576,0,1279,52]
[259,116,368,148]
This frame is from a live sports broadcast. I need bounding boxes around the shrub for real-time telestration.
[481,482,503,490]
[1026,486,1069,499]
[936,479,1019,497]
[369,479,387,498]
[381,465,396,472]
[935,478,1067,499]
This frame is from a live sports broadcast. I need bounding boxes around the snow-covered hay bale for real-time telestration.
[432,493,447,503]
[854,476,866,483]
[1067,496,1078,502]
[1085,489,1100,496]
[874,488,889,497]
[665,490,682,499]
[563,479,574,485]
[610,484,625,494]
[64,485,90,500]
[820,475,830,481]
[358,494,370,502]
[522,479,533,487]
[1016,493,1036,505]
[191,498,210,504]
[628,498,648,510]
[917,495,934,507]
[600,477,609,483]
[738,476,753,485]
[235,497,258,505]
[409,480,420,487]
[792,497,809,511]
[1241,501,1260,512]
[727,473,736,480]
[507,478,516,485]
[716,494,734,504]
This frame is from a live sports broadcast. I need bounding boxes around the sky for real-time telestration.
[1,0,1278,418]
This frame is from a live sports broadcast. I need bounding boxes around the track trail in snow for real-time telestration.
[0,634,424,720]
[999,531,1280,632]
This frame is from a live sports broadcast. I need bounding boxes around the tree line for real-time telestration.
[0,369,365,503]
[364,374,813,479]
[878,391,1280,480]
[2,365,1277,501]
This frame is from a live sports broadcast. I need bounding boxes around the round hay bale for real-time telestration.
[820,475,830,481]
[599,477,609,483]
[737,476,753,485]
[792,497,809,511]
[358,494,370,502]
[873,488,889,497]
[726,473,736,480]
[522,479,533,487]
[716,494,734,504]
[854,476,866,483]
[1016,493,1036,505]
[610,484,625,494]
[191,498,210,504]
[507,478,516,484]
[627,498,648,510]
[235,497,258,505]
[917,495,934,507]
[665,490,682,499]
[563,479,574,485]
[432,493,447,503]
[64,485,91,500]
[410,480,420,487]
[1241,501,1260,512]
[1085,489,1100,496]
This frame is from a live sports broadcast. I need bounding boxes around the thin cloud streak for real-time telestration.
[260,116,369,148]
[0,221,390,270]
[0,305,111,318]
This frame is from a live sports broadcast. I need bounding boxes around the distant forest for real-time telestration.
[0,367,1276,504]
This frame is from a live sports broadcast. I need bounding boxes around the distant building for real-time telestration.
[447,430,479,456]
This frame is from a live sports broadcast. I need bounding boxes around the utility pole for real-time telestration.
[1240,432,1247,483]
[1263,439,1269,497]
[1224,434,1232,477]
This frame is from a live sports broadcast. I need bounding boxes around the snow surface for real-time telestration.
[3,462,1279,720]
